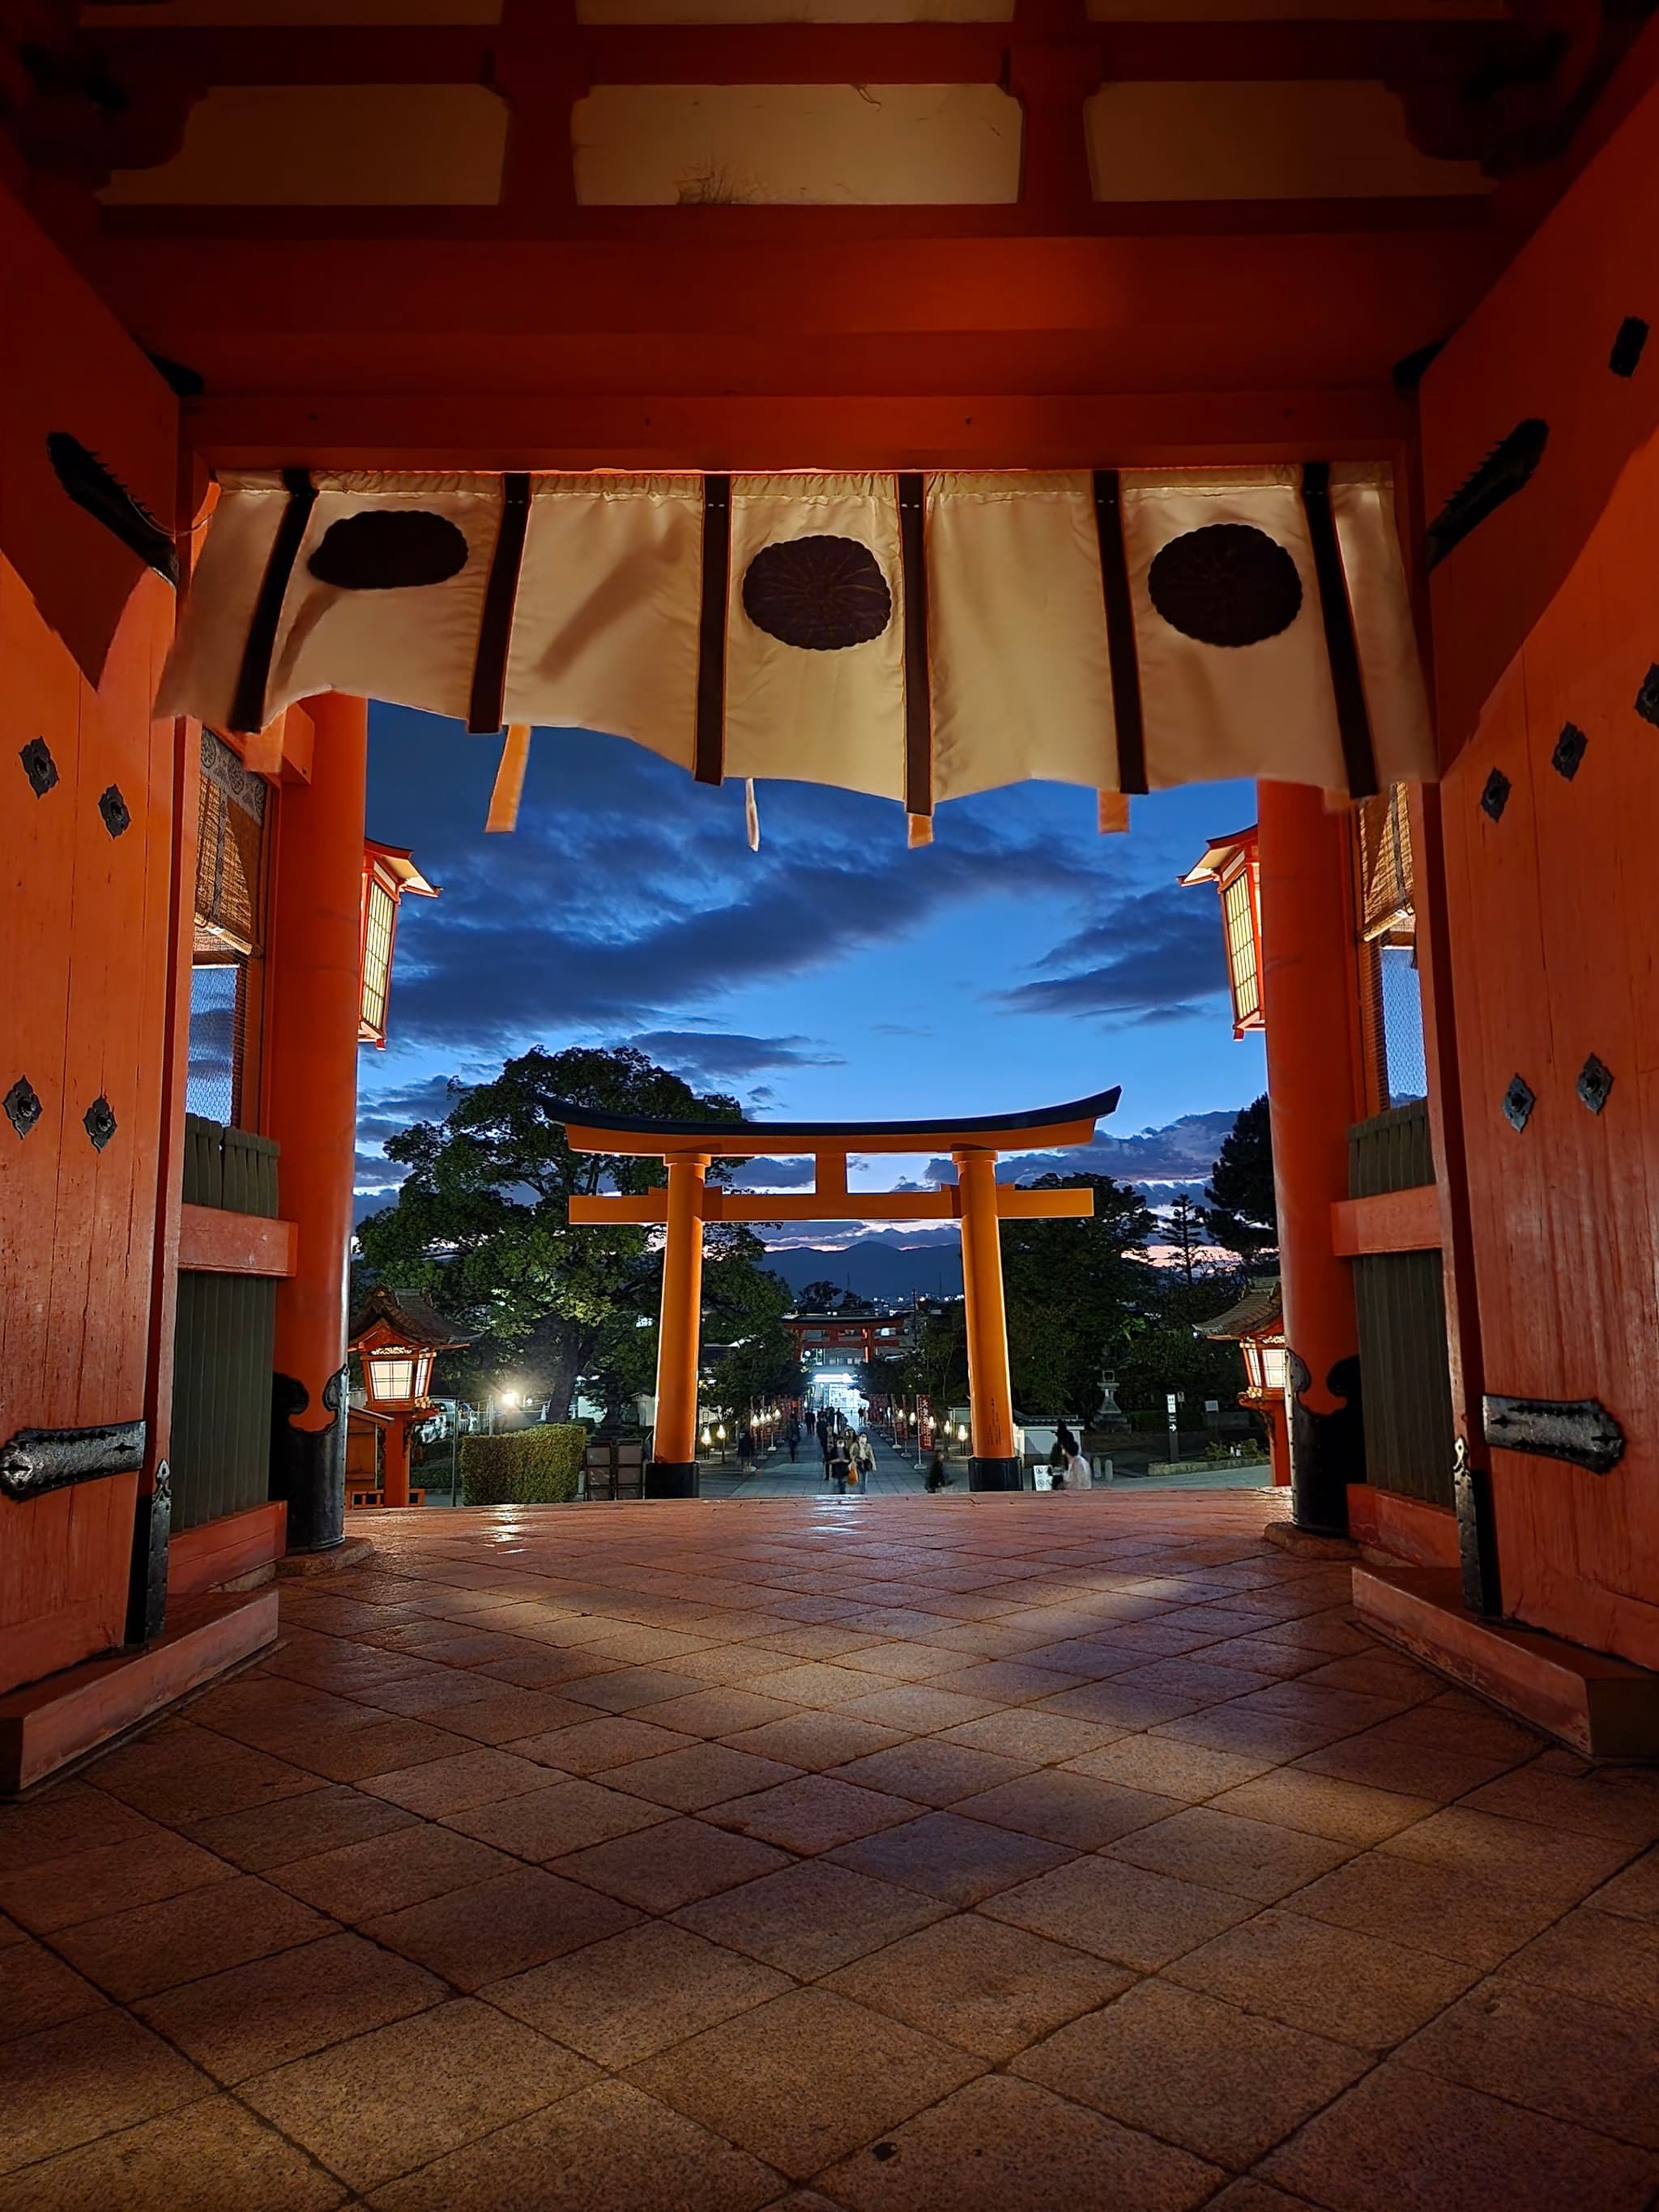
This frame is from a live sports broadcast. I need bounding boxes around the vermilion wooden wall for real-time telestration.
[0,188,181,1693]
[1439,436,1659,1666]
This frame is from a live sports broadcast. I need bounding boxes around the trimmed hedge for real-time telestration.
[461,1425,586,1506]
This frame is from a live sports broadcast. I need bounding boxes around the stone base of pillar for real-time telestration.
[645,1460,700,1499]
[968,1457,1023,1492]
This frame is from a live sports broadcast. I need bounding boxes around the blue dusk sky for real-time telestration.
[355,704,1266,1225]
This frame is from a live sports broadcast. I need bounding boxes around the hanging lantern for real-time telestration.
[359,841,438,1050]
[1194,1276,1289,1485]
[1179,827,1264,1038]
[350,1285,471,1412]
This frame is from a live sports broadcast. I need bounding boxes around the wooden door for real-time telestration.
[1440,433,1659,1667]
[0,193,181,1693]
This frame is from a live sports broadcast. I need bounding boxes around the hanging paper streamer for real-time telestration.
[484,724,531,833]
[744,778,761,852]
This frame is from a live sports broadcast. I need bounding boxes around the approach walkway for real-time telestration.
[698,1434,929,1498]
[2,1490,1657,2209]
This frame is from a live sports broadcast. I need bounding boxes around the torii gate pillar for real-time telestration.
[954,1148,1021,1490]
[647,1155,708,1498]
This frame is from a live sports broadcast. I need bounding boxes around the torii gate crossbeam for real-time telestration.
[555,1088,1120,1496]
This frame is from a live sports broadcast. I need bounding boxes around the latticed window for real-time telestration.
[189,732,270,1126]
[360,872,396,1040]
[1352,785,1426,1106]
[1354,784,1414,943]
[194,731,267,959]
[1222,867,1261,1031]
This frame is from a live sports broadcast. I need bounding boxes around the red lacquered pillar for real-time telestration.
[265,695,368,1551]
[1257,779,1364,1536]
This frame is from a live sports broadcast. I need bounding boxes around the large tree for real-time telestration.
[999,1173,1158,1418]
[356,1044,751,1420]
[1202,1095,1278,1264]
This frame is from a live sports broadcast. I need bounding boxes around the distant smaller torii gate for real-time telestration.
[554,1089,1120,1497]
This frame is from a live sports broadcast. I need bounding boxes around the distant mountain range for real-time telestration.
[764,1236,966,1302]
[760,1110,1241,1302]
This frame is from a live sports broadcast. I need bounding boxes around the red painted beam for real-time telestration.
[177,1202,297,1278]
[1330,1183,1443,1256]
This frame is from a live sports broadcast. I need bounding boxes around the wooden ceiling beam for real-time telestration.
[84,16,1510,90]
[178,390,1415,475]
[81,228,1494,340]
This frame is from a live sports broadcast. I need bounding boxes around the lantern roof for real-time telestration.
[1178,826,1259,889]
[365,841,440,901]
[1193,1278,1283,1344]
[349,1284,471,1351]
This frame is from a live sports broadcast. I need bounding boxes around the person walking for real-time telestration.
[829,1438,851,1494]
[786,1416,800,1463]
[854,1430,876,1491]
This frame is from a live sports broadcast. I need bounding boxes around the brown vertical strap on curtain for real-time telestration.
[897,472,933,822]
[695,474,731,786]
[228,467,316,735]
[1301,462,1380,801]
[1091,469,1147,796]
[467,472,531,735]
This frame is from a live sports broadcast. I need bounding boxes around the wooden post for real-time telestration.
[383,1413,412,1510]
[648,1154,707,1498]
[953,1147,1021,1490]
[264,695,369,1552]
[1257,779,1363,1536]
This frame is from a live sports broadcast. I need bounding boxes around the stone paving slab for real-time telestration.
[4,1488,1659,2207]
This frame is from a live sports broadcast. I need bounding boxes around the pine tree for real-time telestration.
[1202,1095,1278,1264]
[1165,1194,1205,1284]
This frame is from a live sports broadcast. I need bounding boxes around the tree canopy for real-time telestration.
[355,1044,791,1421]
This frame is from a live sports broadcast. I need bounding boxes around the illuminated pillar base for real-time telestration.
[645,1460,700,1499]
[968,1456,1022,1493]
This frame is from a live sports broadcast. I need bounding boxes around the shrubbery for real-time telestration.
[460,1425,586,1506]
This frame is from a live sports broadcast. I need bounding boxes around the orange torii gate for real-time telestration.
[555,1089,1120,1497]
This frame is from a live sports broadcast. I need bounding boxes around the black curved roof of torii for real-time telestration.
[548,1085,1122,1154]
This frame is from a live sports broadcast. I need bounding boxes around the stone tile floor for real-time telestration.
[4,1490,1659,2210]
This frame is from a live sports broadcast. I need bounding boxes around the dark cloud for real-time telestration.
[999,888,1229,1026]
[923,1109,1239,1191]
[626,1029,843,1081]
[727,1158,821,1189]
[365,712,1110,1054]
[356,1072,474,1147]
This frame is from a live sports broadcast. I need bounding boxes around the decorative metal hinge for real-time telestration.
[1636,666,1659,729]
[4,1077,42,1139]
[1426,418,1549,571]
[45,433,178,587]
[1550,723,1588,780]
[1610,318,1649,378]
[83,1095,117,1151]
[1480,769,1511,822]
[19,737,58,797]
[0,1419,147,1502]
[1501,1074,1535,1132]
[98,785,131,838]
[1483,1394,1624,1475]
[1577,1055,1614,1115]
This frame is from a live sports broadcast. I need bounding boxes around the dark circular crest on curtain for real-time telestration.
[1147,524,1303,648]
[308,509,470,590]
[742,535,893,650]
